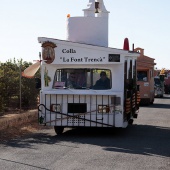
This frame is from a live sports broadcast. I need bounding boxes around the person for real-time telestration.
[93,71,110,89]
[76,70,86,87]
[66,73,77,88]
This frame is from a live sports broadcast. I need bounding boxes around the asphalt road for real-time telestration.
[0,95,170,170]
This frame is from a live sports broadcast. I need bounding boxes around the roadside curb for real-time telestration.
[0,110,38,131]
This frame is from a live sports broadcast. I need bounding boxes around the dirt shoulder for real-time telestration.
[0,110,50,143]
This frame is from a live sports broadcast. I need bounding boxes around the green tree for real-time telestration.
[0,59,40,113]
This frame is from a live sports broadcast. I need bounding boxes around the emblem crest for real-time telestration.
[42,42,56,64]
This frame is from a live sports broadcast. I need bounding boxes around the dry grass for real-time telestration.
[0,110,49,142]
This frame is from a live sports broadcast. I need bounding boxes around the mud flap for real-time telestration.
[115,111,123,127]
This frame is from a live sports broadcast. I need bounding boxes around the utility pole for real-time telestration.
[17,63,22,112]
[19,65,21,112]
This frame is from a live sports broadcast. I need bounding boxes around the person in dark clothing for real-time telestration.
[66,73,77,88]
[93,71,111,89]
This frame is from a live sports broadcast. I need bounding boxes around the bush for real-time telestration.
[0,59,40,113]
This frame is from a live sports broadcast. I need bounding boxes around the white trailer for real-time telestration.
[37,37,140,134]
[32,0,140,134]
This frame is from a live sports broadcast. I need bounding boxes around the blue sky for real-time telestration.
[0,0,170,69]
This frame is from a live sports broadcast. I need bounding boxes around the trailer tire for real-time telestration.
[150,100,154,104]
[128,119,134,125]
[54,126,64,135]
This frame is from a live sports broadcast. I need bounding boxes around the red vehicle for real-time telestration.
[164,70,170,94]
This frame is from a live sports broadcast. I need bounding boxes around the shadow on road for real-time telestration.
[140,94,170,109]
[3,124,170,158]
[146,103,170,109]
[155,94,170,100]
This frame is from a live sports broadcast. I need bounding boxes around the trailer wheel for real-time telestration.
[150,100,154,104]
[128,119,134,125]
[54,126,64,135]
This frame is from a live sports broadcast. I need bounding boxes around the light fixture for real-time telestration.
[98,105,110,113]
[51,104,61,112]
